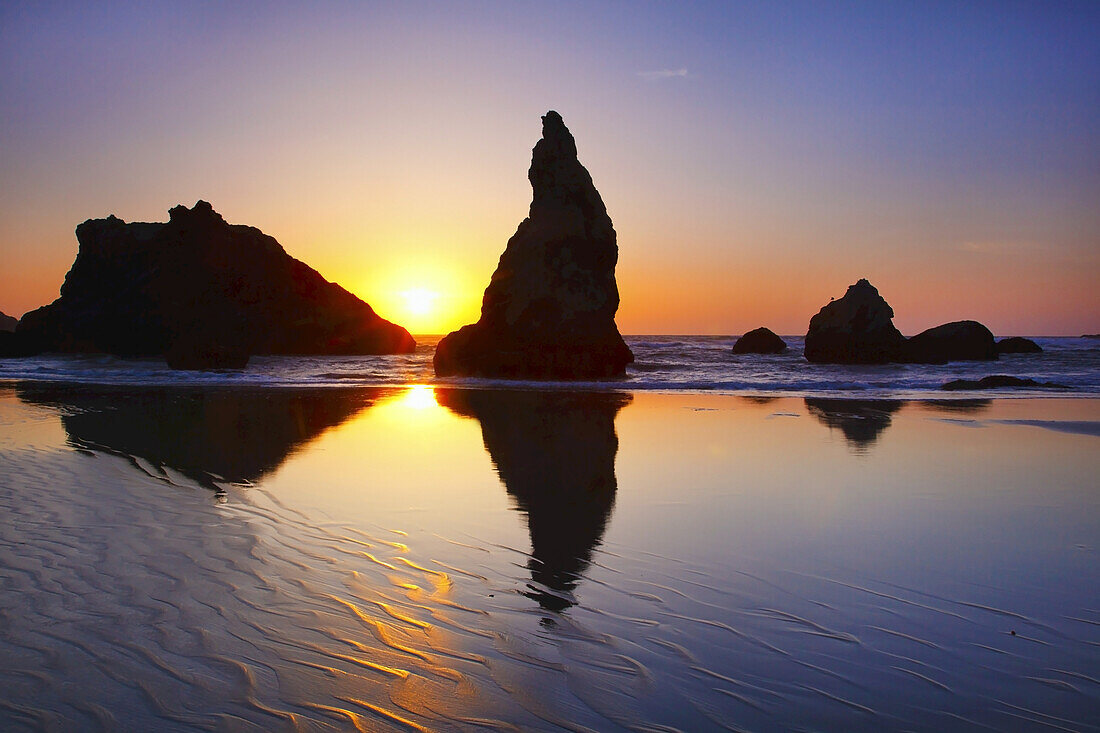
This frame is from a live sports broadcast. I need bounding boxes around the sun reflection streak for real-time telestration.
[399,385,438,411]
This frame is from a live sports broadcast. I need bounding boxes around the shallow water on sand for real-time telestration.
[1,385,1097,731]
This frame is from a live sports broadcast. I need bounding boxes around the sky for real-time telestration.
[1,1,1097,336]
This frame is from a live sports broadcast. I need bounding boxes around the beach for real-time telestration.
[2,384,1097,731]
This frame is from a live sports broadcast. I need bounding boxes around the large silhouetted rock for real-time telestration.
[17,201,415,360]
[804,279,905,364]
[996,337,1042,355]
[0,311,16,332]
[434,112,632,379]
[901,320,997,364]
[732,327,786,354]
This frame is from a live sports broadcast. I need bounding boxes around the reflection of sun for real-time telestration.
[401,288,438,316]
[400,384,437,410]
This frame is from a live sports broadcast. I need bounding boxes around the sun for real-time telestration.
[401,288,439,316]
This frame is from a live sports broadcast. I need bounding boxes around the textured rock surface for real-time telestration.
[0,311,16,332]
[901,320,997,364]
[941,375,1067,391]
[996,336,1043,354]
[18,201,414,358]
[731,327,786,354]
[434,112,632,378]
[804,279,905,364]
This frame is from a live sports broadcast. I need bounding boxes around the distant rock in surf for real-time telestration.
[996,337,1042,354]
[804,279,905,364]
[731,327,786,354]
[433,111,633,379]
[17,201,415,362]
[0,310,16,333]
[940,375,1068,391]
[900,320,998,364]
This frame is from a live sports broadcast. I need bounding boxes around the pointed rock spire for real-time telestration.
[434,111,633,378]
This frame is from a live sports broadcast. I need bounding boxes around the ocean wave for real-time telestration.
[0,337,1097,397]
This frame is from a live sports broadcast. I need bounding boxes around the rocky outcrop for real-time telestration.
[731,327,786,354]
[165,334,251,370]
[941,375,1068,391]
[0,311,16,332]
[17,201,415,360]
[996,337,1042,354]
[804,279,905,363]
[433,112,632,379]
[0,332,41,358]
[900,320,997,364]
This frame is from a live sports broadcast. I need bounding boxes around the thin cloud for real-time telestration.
[638,68,689,82]
[961,240,1039,255]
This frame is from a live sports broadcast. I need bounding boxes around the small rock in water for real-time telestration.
[731,327,787,354]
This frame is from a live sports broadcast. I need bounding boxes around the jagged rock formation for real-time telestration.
[997,337,1042,354]
[434,112,633,379]
[0,311,16,332]
[900,320,998,364]
[17,201,415,361]
[804,279,905,363]
[731,327,786,354]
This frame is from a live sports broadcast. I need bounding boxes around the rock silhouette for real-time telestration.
[901,320,997,364]
[805,398,904,452]
[17,201,415,361]
[436,388,631,611]
[732,327,786,354]
[0,311,16,332]
[804,279,905,364]
[434,112,632,379]
[17,384,383,491]
[996,337,1042,354]
[940,375,1068,391]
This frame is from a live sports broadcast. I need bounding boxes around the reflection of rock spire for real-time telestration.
[436,389,631,611]
[17,384,381,491]
[805,398,904,453]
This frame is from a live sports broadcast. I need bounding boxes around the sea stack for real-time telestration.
[804,279,905,364]
[433,111,633,378]
[17,201,415,362]
[732,327,786,354]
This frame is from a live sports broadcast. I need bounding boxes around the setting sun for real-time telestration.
[401,288,439,316]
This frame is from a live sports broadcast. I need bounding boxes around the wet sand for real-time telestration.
[1,385,1097,731]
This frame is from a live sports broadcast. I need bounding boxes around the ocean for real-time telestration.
[2,335,1098,396]
[2,337,1098,730]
